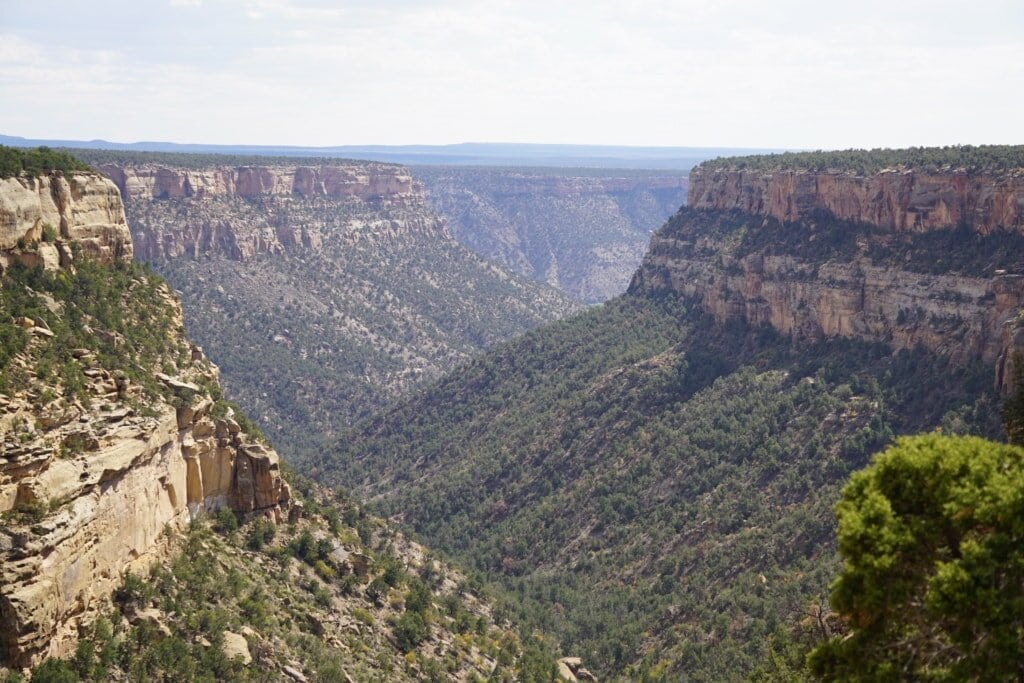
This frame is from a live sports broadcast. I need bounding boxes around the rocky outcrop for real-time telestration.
[100,163,417,202]
[634,163,1024,394]
[637,228,1024,365]
[0,172,132,263]
[0,173,291,667]
[95,163,448,262]
[689,167,1024,234]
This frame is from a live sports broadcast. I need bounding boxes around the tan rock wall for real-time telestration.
[688,168,1024,235]
[0,173,132,261]
[99,164,417,202]
[0,392,291,666]
[640,232,1024,365]
[0,171,290,667]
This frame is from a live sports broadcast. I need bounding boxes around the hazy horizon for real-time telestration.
[2,1,1022,149]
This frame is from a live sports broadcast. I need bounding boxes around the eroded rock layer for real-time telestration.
[689,167,1024,234]
[0,172,290,667]
[416,166,687,302]
[0,173,132,261]
[96,163,445,262]
[634,166,1024,393]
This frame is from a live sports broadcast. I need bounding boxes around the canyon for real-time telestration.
[0,170,291,667]
[415,167,688,302]
[73,152,579,465]
[325,151,1024,679]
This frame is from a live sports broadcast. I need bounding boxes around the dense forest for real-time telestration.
[0,145,92,178]
[700,144,1024,174]
[318,292,1000,680]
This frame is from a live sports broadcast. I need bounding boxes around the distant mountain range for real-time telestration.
[0,134,778,170]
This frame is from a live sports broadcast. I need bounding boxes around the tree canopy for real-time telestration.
[809,433,1024,681]
[0,145,93,178]
[699,145,1024,175]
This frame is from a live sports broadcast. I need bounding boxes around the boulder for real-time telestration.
[221,631,252,665]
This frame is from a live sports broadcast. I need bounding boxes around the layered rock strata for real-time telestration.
[635,166,1024,393]
[689,167,1024,234]
[0,172,291,667]
[415,166,688,302]
[0,172,132,263]
[96,163,446,262]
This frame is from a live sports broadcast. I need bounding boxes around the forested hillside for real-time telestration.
[318,294,998,679]
[319,146,1023,679]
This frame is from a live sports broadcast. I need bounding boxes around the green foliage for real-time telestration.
[69,148,376,171]
[1002,355,1024,445]
[27,658,78,682]
[0,259,186,401]
[325,293,999,679]
[214,507,240,533]
[809,434,1024,681]
[114,571,154,607]
[246,518,276,551]
[700,144,1024,175]
[392,611,428,652]
[0,145,92,178]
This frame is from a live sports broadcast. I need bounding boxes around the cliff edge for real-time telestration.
[0,165,291,667]
[632,147,1024,394]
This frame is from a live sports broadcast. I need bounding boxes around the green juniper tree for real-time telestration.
[809,434,1024,681]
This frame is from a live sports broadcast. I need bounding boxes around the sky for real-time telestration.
[1,0,1022,149]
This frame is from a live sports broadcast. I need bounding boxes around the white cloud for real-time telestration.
[0,0,1021,148]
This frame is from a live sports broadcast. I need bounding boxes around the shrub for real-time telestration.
[28,658,78,683]
[392,611,428,652]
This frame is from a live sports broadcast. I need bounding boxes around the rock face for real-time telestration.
[101,163,416,202]
[689,167,1024,234]
[634,167,1024,393]
[95,163,445,262]
[416,167,688,302]
[0,174,290,668]
[0,172,132,262]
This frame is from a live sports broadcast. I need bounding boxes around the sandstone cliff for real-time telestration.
[689,166,1024,234]
[634,162,1024,394]
[0,171,291,667]
[0,172,132,265]
[95,162,446,262]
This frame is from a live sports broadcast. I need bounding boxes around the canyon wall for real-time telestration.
[99,163,417,202]
[96,163,448,262]
[634,166,1024,393]
[688,167,1024,234]
[0,172,291,667]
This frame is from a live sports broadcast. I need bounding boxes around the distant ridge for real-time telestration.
[0,134,778,170]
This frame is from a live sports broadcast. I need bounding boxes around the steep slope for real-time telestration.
[0,149,558,682]
[320,146,1023,680]
[416,166,687,302]
[0,153,289,668]
[73,150,581,465]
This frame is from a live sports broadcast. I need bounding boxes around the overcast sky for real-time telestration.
[1,0,1021,149]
